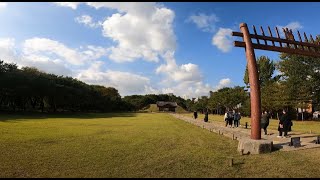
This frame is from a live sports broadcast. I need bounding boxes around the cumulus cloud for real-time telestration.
[76,61,151,95]
[0,38,15,51]
[75,15,101,28]
[54,2,176,63]
[101,4,176,63]
[53,2,81,9]
[0,38,17,62]
[0,38,72,76]
[212,28,233,53]
[187,13,219,32]
[154,51,214,98]
[164,81,212,99]
[156,51,202,82]
[23,38,108,66]
[0,37,110,76]
[215,78,231,90]
[277,22,303,38]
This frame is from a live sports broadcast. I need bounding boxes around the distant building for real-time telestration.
[297,100,313,113]
[156,101,178,112]
[182,95,189,100]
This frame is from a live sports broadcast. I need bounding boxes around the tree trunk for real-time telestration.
[30,97,37,109]
[40,97,44,113]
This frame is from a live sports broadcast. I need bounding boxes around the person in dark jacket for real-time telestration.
[277,110,291,138]
[194,111,198,119]
[261,110,270,135]
[204,109,209,122]
[233,110,241,128]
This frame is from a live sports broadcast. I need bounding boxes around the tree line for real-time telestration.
[0,60,188,113]
[1,48,320,120]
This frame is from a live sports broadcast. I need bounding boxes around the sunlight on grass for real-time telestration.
[1,112,320,177]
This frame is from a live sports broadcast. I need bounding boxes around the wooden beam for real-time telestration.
[234,41,320,57]
[232,32,320,49]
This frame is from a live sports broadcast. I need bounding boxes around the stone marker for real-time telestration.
[290,137,301,147]
[229,158,234,167]
[316,136,320,144]
[238,138,273,154]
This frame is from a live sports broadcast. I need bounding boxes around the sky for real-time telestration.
[0,2,320,99]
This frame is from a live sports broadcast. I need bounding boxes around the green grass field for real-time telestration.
[1,112,320,178]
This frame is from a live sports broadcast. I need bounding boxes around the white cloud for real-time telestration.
[22,54,72,76]
[154,51,212,98]
[0,38,15,51]
[165,81,212,98]
[0,37,110,76]
[75,15,101,28]
[76,61,151,95]
[187,13,219,32]
[54,2,156,16]
[215,78,231,90]
[23,38,108,66]
[0,38,72,76]
[86,2,157,16]
[54,2,176,63]
[156,51,202,82]
[53,2,81,9]
[278,22,303,31]
[212,28,233,53]
[101,4,176,63]
[0,38,17,63]
[277,22,303,38]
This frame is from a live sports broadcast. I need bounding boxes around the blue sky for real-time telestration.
[0,2,319,99]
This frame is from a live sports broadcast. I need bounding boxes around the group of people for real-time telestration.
[193,108,292,138]
[224,110,241,128]
[260,109,293,138]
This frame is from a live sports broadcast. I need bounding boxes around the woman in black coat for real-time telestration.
[278,110,291,138]
[261,111,270,135]
[204,109,209,122]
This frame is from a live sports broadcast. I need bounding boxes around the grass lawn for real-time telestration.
[183,113,320,134]
[1,112,320,178]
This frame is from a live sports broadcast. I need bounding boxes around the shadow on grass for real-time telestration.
[0,111,137,122]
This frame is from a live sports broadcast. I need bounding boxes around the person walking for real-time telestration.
[224,110,229,127]
[193,111,198,119]
[261,110,270,135]
[224,109,233,128]
[277,109,290,138]
[233,110,241,128]
[204,109,209,122]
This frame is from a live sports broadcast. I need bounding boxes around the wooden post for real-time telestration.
[229,158,234,167]
[240,23,261,140]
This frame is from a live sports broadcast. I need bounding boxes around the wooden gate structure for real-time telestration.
[232,23,320,140]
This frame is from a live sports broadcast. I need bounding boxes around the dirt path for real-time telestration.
[171,113,320,152]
